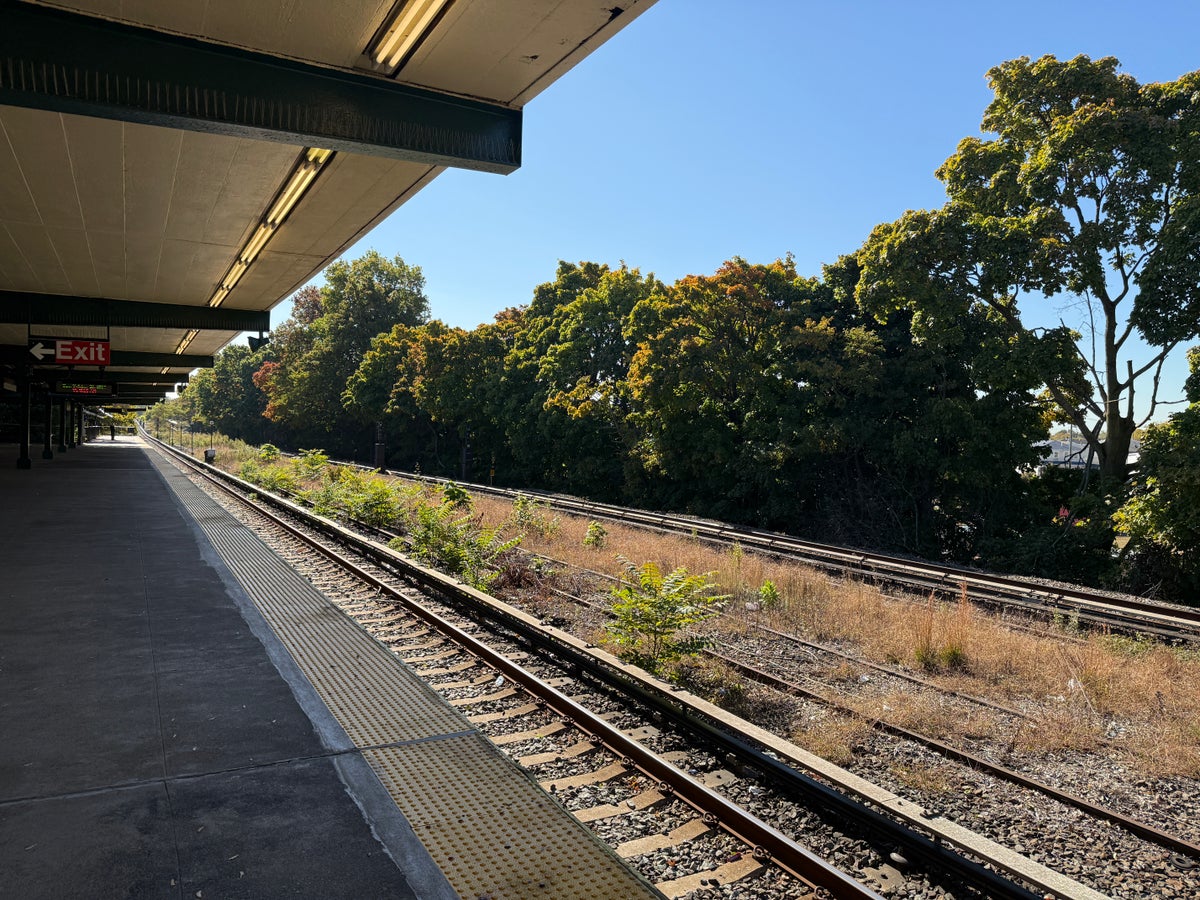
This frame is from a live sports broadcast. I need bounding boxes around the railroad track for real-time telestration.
[145,434,1148,899]
[532,567,1200,867]
[375,468,1200,645]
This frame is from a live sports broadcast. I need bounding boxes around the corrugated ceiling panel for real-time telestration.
[45,226,101,297]
[0,120,40,226]
[1,108,84,230]
[10,226,72,293]
[124,126,182,237]
[61,115,124,234]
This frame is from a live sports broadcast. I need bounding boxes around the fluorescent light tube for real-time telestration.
[374,0,450,68]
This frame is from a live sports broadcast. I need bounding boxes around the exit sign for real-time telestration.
[29,339,111,366]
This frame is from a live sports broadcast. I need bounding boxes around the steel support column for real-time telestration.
[16,374,31,469]
[57,397,67,452]
[41,390,53,459]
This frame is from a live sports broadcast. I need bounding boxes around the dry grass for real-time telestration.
[464,487,1200,777]
[888,761,961,795]
[790,711,872,767]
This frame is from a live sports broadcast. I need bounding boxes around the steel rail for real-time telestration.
[145,435,1074,900]
[541,577,1200,862]
[708,649,1200,861]
[533,551,1037,723]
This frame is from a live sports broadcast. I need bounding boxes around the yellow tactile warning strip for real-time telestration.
[367,734,656,899]
[149,449,660,899]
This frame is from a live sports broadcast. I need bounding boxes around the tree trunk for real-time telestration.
[1101,412,1134,481]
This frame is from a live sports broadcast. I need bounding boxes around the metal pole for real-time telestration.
[66,401,75,449]
[42,390,53,459]
[57,398,66,452]
[16,373,32,469]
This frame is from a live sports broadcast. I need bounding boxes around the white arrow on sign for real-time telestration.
[29,341,55,361]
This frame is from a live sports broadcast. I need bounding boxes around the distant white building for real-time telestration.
[1035,436,1140,470]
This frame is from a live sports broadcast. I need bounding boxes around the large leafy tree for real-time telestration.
[625,257,852,522]
[261,251,429,455]
[860,55,1200,480]
[1114,347,1200,600]
[344,313,522,477]
[187,342,275,443]
[501,262,661,497]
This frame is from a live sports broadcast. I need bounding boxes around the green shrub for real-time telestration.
[239,460,297,494]
[441,482,472,509]
[293,448,329,478]
[509,494,560,538]
[300,479,343,518]
[346,477,403,529]
[583,520,608,550]
[394,499,521,591]
[606,560,728,672]
[258,443,281,462]
[758,579,781,608]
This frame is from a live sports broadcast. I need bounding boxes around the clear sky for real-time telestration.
[285,0,1200,420]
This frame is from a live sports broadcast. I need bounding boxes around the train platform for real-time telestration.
[0,438,658,900]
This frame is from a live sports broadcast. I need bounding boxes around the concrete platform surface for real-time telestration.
[0,439,448,899]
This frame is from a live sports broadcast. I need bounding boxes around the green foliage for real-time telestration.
[297,466,402,529]
[186,342,276,445]
[261,252,430,455]
[293,448,329,478]
[344,477,404,530]
[582,520,608,550]
[984,472,1122,587]
[394,499,521,591]
[509,494,560,538]
[758,580,781,608]
[606,560,728,672]
[441,482,472,509]
[1113,357,1200,602]
[238,460,298,494]
[258,443,281,462]
[862,54,1200,480]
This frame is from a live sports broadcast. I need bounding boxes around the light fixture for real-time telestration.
[175,329,199,354]
[372,0,452,69]
[206,147,334,309]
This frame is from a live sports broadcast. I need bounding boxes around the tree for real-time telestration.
[260,251,429,455]
[1114,347,1200,600]
[500,262,661,497]
[188,342,275,443]
[859,55,1200,480]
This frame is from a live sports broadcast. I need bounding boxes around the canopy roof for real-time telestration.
[0,0,656,400]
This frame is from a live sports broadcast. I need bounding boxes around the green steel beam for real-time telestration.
[0,291,268,331]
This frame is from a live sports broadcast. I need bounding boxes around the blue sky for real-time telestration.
[288,0,1200,420]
